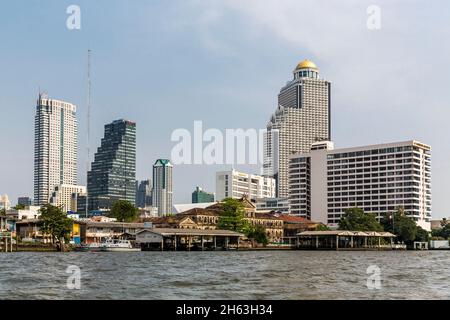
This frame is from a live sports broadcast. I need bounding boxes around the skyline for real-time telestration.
[1,1,449,218]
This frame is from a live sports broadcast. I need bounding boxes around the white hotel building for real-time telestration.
[216,170,276,202]
[289,140,432,231]
[34,94,78,206]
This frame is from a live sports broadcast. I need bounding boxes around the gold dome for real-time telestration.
[296,59,318,70]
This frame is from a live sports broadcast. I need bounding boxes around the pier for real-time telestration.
[296,230,397,250]
[136,228,243,251]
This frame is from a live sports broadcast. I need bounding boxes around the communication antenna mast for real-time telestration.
[85,49,92,218]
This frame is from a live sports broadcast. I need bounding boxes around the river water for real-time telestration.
[0,251,449,300]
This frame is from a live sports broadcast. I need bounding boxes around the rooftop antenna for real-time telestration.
[85,49,92,218]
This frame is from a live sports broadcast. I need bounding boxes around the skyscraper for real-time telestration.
[34,94,78,205]
[87,119,136,211]
[136,179,152,208]
[152,159,173,216]
[264,59,331,198]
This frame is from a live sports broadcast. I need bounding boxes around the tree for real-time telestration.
[246,225,268,246]
[217,198,249,232]
[39,204,73,252]
[382,207,417,243]
[441,218,448,227]
[13,204,26,210]
[415,227,430,242]
[109,200,138,222]
[432,224,450,240]
[339,207,383,231]
[315,224,330,231]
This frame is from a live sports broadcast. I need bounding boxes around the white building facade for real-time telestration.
[34,95,78,206]
[264,59,331,198]
[49,184,86,213]
[216,169,276,201]
[289,140,432,231]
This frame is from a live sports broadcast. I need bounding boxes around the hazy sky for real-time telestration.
[0,0,449,218]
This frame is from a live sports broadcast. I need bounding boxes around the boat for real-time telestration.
[100,239,141,252]
[74,242,103,252]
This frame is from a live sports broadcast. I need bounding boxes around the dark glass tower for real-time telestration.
[87,119,136,211]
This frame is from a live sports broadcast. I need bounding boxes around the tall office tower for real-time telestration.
[34,95,78,206]
[192,186,215,204]
[264,59,331,198]
[136,179,152,208]
[289,140,432,231]
[87,119,136,211]
[152,159,173,216]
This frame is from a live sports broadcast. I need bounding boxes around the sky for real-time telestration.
[0,0,449,218]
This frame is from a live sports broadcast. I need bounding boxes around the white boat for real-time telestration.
[101,239,141,252]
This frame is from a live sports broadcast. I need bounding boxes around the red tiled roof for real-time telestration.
[276,214,318,224]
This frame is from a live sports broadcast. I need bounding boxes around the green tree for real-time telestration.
[13,204,26,210]
[415,227,430,242]
[109,200,138,222]
[441,218,448,227]
[338,207,383,231]
[382,207,417,243]
[315,224,330,231]
[217,198,249,232]
[0,208,5,215]
[38,204,73,252]
[432,224,450,240]
[246,225,268,246]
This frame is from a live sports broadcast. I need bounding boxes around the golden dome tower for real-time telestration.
[294,59,319,79]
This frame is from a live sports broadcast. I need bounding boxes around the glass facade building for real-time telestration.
[87,119,136,211]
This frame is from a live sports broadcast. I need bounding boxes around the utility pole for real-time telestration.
[85,49,92,218]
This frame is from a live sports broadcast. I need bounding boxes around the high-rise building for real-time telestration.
[136,179,152,208]
[264,59,331,198]
[49,184,86,213]
[152,159,173,216]
[215,169,276,202]
[289,140,432,231]
[88,119,136,210]
[192,186,215,204]
[34,94,78,205]
[17,197,32,207]
[0,194,11,210]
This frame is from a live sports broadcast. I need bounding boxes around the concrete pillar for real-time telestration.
[225,237,229,249]
[174,235,177,251]
[213,236,217,250]
[316,236,319,249]
[201,236,204,251]
[378,237,381,248]
[161,238,164,251]
[351,236,354,248]
[188,236,191,251]
[336,236,339,250]
[237,237,240,251]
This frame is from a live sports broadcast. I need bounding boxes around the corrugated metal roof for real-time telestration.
[297,231,395,237]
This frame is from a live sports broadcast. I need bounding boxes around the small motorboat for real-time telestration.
[101,239,141,252]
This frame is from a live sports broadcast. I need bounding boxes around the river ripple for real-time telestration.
[0,251,449,300]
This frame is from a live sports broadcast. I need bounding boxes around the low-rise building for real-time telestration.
[192,186,215,203]
[216,169,276,201]
[256,197,290,214]
[6,206,41,220]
